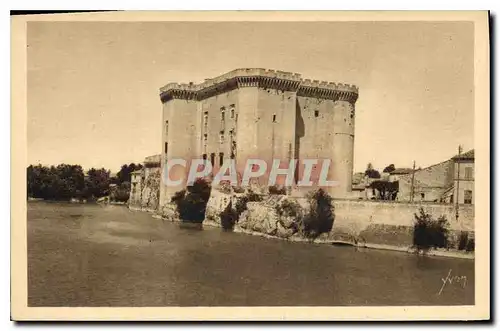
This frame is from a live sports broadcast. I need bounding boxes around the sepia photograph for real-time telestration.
[10,11,490,320]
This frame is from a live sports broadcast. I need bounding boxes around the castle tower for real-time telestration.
[159,84,198,204]
[330,90,357,198]
[158,69,359,209]
[295,81,358,198]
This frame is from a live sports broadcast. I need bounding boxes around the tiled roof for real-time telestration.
[390,168,414,175]
[452,149,474,160]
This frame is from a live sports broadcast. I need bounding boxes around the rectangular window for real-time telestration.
[464,190,473,204]
[164,142,168,154]
[203,133,208,141]
[219,153,224,166]
[203,111,208,129]
[230,104,235,118]
[202,153,207,160]
[210,153,215,167]
[464,167,473,179]
[314,110,319,118]
[220,133,224,143]
[272,114,277,123]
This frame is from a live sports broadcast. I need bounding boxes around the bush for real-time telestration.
[458,231,469,250]
[413,208,449,252]
[457,231,475,252]
[232,186,245,193]
[220,201,239,230]
[268,185,286,195]
[275,199,302,219]
[111,182,131,202]
[219,190,263,231]
[171,179,211,223]
[299,189,334,239]
[466,237,475,252]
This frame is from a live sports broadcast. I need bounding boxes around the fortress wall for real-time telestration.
[203,192,475,255]
[138,167,161,212]
[199,90,239,174]
[235,87,259,178]
[158,69,359,201]
[331,100,355,198]
[295,96,336,194]
[161,99,198,205]
[255,88,297,187]
[129,173,143,208]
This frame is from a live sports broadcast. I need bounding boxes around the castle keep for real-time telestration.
[158,68,359,206]
[128,69,474,254]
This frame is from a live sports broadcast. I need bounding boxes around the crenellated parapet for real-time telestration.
[298,79,359,103]
[144,154,161,168]
[159,68,358,104]
[159,83,198,103]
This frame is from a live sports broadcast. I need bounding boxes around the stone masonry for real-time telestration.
[159,68,359,209]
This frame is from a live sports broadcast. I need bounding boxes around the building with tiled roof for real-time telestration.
[397,149,474,204]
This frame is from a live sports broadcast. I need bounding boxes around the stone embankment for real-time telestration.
[154,189,475,259]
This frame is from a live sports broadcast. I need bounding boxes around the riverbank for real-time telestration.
[27,197,128,206]
[127,186,475,260]
[145,188,474,259]
[199,218,475,260]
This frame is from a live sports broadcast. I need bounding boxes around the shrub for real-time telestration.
[268,185,287,195]
[466,237,475,252]
[219,190,263,231]
[457,231,475,252]
[413,208,449,252]
[275,199,302,219]
[171,178,211,223]
[232,186,245,193]
[299,189,334,239]
[111,182,131,202]
[220,201,239,230]
[458,231,469,250]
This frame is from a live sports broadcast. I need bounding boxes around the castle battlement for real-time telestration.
[159,68,358,103]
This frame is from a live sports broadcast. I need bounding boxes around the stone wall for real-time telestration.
[129,168,161,212]
[202,191,475,254]
[329,199,474,249]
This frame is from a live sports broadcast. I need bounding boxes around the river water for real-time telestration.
[27,202,474,306]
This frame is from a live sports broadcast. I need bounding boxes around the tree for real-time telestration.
[110,181,131,202]
[115,163,143,184]
[365,163,381,179]
[171,178,212,223]
[84,168,111,199]
[369,180,399,200]
[27,164,85,200]
[413,208,449,252]
[383,164,396,173]
[300,189,335,239]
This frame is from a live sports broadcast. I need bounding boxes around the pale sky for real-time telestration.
[27,21,474,173]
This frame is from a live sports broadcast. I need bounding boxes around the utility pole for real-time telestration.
[410,160,416,203]
[455,145,463,222]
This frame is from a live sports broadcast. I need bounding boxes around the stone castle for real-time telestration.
[127,68,475,256]
[130,68,359,210]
